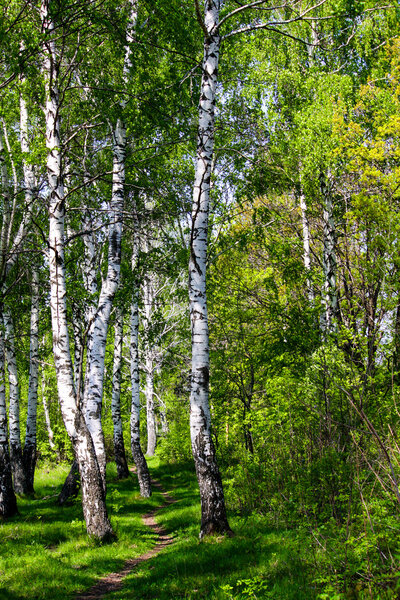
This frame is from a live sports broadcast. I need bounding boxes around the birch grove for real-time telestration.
[1,0,393,567]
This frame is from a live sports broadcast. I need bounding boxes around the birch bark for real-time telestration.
[23,269,40,494]
[130,225,151,496]
[142,275,157,456]
[3,307,28,495]
[320,172,337,333]
[0,81,36,508]
[189,0,231,538]
[130,286,152,497]
[41,372,56,455]
[41,0,113,540]
[0,316,17,516]
[83,0,136,486]
[299,192,314,302]
[83,118,125,485]
[0,130,16,513]
[111,306,129,478]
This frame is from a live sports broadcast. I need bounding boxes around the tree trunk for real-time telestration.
[41,373,57,455]
[20,84,39,494]
[83,0,136,488]
[299,192,314,302]
[130,271,151,497]
[58,460,80,505]
[3,307,29,495]
[22,269,40,494]
[42,0,113,540]
[83,116,125,486]
[320,172,337,334]
[145,356,156,456]
[111,307,129,479]
[0,316,18,517]
[142,275,157,456]
[189,0,232,538]
[130,232,151,498]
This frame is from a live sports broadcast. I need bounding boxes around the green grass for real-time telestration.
[105,457,317,600]
[0,462,161,600]
[0,458,318,600]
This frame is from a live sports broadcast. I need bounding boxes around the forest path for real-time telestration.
[75,474,176,600]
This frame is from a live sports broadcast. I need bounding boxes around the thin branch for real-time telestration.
[194,0,208,37]
[218,0,287,30]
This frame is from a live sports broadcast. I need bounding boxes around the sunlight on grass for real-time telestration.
[0,458,317,600]
[0,462,158,600]
[103,458,316,600]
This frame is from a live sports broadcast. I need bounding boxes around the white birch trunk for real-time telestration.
[142,275,157,456]
[3,307,28,495]
[41,372,56,454]
[130,286,152,497]
[299,193,314,302]
[83,0,136,483]
[84,117,125,485]
[145,357,156,456]
[23,269,40,494]
[111,306,129,478]
[0,314,17,516]
[20,82,36,218]
[320,173,337,333]
[41,0,113,540]
[0,129,18,514]
[189,0,231,538]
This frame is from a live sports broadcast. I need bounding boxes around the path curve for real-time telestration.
[75,477,175,600]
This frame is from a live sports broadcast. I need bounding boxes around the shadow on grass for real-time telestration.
[102,460,314,600]
[0,464,159,600]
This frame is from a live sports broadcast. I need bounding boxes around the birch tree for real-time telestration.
[83,0,136,487]
[23,268,40,494]
[41,0,113,540]
[0,87,37,504]
[0,324,17,517]
[111,306,130,479]
[130,224,152,497]
[189,0,334,537]
[3,307,27,495]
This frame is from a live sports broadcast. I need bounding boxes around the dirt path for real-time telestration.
[75,478,175,600]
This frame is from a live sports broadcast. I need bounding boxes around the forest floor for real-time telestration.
[0,458,317,600]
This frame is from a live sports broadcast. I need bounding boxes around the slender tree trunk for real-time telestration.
[20,80,39,494]
[130,269,151,497]
[159,396,169,436]
[299,192,314,302]
[320,172,337,334]
[0,314,18,517]
[3,307,28,495]
[145,356,156,456]
[189,0,232,538]
[82,0,137,482]
[41,0,112,540]
[83,116,125,486]
[142,275,157,456]
[111,307,129,478]
[41,372,57,455]
[58,460,80,505]
[0,131,18,512]
[22,270,40,494]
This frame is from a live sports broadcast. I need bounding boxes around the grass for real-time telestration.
[105,457,316,600]
[0,458,318,600]
[0,462,161,600]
